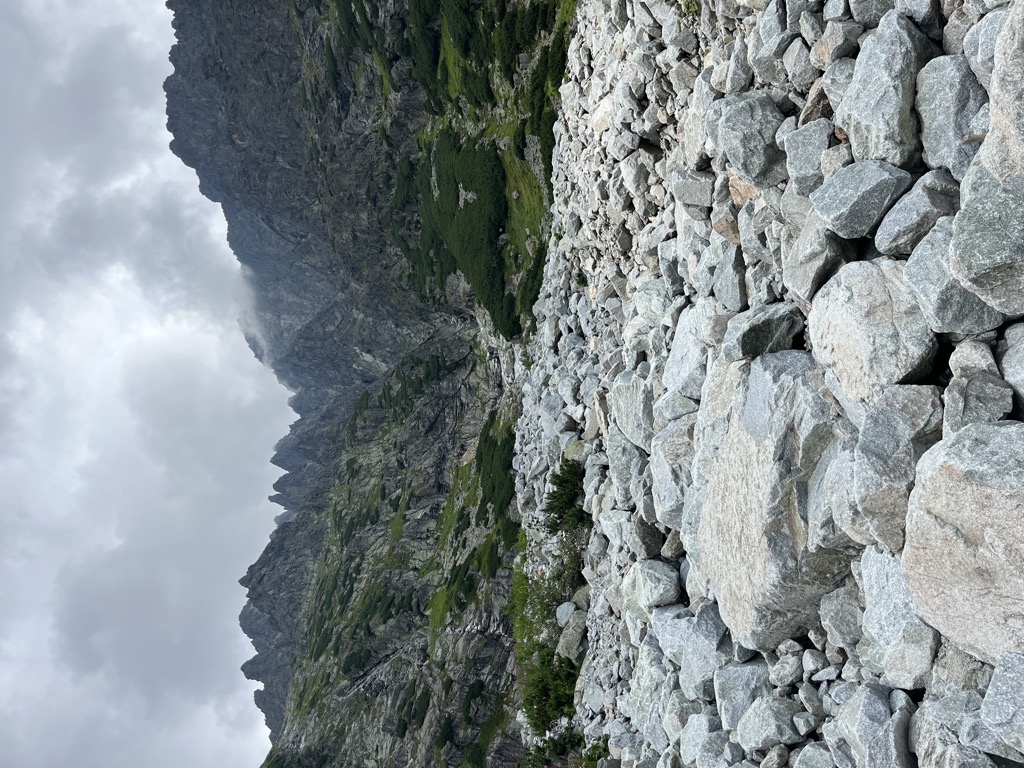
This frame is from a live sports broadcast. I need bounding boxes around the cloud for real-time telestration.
[0,2,295,767]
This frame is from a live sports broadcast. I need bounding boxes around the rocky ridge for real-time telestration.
[516,0,1024,766]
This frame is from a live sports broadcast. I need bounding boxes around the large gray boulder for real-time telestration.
[917,55,987,181]
[748,0,798,85]
[847,385,943,552]
[810,159,913,238]
[808,260,937,404]
[903,422,1024,664]
[825,683,915,767]
[834,10,933,166]
[874,169,960,255]
[624,559,683,615]
[904,216,1005,334]
[859,547,939,689]
[911,693,1000,768]
[698,352,849,650]
[998,322,1024,412]
[555,609,588,664]
[949,0,1024,315]
[718,93,790,188]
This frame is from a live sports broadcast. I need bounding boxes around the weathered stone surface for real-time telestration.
[714,660,772,729]
[557,601,577,627]
[651,602,731,700]
[896,0,944,41]
[718,94,790,188]
[911,693,1000,768]
[848,385,943,552]
[664,691,704,744]
[625,559,683,614]
[822,57,857,109]
[736,697,805,751]
[651,414,698,530]
[810,160,912,238]
[748,0,799,85]
[782,211,851,311]
[808,259,936,404]
[609,369,655,452]
[785,37,822,92]
[721,303,806,362]
[917,55,988,181]
[811,21,864,69]
[859,547,939,688]
[982,0,1024,183]
[793,742,838,768]
[824,683,902,767]
[820,584,863,653]
[942,368,1014,435]
[964,8,1008,90]
[679,708,723,767]
[949,159,1024,316]
[664,307,709,400]
[850,0,895,26]
[834,11,932,166]
[608,424,646,508]
[698,352,848,650]
[628,633,673,743]
[904,422,1024,663]
[981,652,1024,753]
[784,118,834,195]
[874,169,960,255]
[998,322,1024,412]
[556,609,589,664]
[904,216,1005,334]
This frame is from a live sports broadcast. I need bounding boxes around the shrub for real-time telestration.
[543,459,587,533]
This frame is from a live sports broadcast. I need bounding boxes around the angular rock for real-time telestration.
[917,55,987,181]
[608,425,646,508]
[628,633,674,743]
[651,413,698,530]
[785,37,822,92]
[811,21,864,69]
[810,159,912,238]
[782,211,851,310]
[748,0,799,85]
[721,303,806,362]
[848,385,943,552]
[793,742,839,768]
[808,259,937,404]
[784,118,834,195]
[714,660,772,729]
[698,352,848,650]
[651,602,731,700]
[904,216,1005,334]
[981,652,1024,753]
[718,94,789,188]
[556,601,577,627]
[555,609,589,664]
[949,160,1024,316]
[942,368,1014,435]
[834,11,932,166]
[859,547,939,688]
[822,57,857,110]
[998,323,1024,412]
[911,693,1000,768]
[850,0,895,26]
[904,422,1024,663]
[679,707,722,766]
[896,0,944,41]
[736,697,806,751]
[625,559,683,614]
[823,683,896,766]
[964,8,1008,90]
[820,585,863,654]
[664,307,709,400]
[874,169,960,255]
[609,369,656,451]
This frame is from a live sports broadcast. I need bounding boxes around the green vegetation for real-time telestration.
[296,0,575,337]
[543,459,587,533]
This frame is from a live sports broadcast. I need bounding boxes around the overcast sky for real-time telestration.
[0,2,295,767]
